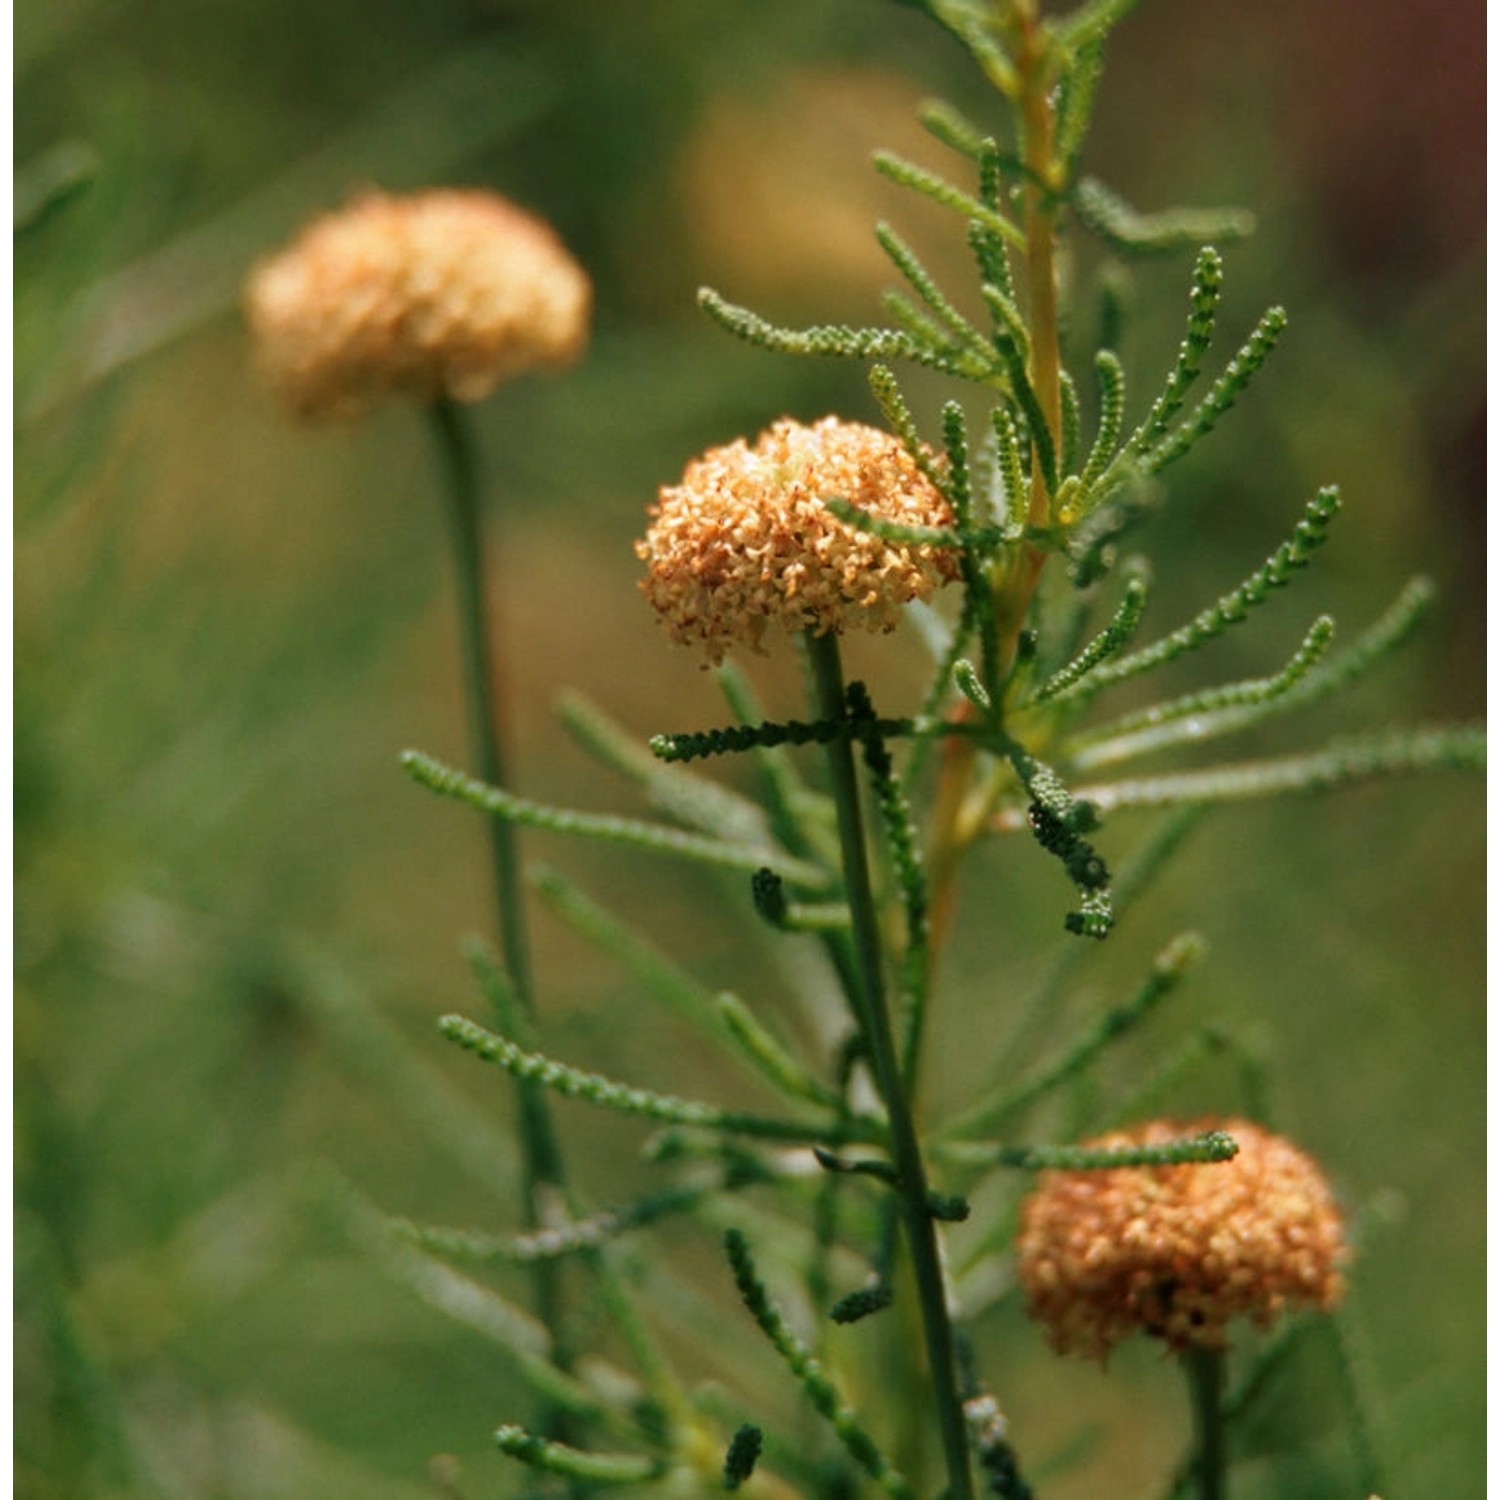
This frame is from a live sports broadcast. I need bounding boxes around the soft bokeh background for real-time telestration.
[15,2,1483,1497]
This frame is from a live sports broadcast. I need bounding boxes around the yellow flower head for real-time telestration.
[1016,1117,1347,1360]
[244,188,590,419]
[637,416,958,665]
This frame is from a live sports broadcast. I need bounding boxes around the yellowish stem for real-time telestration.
[926,4,1064,952]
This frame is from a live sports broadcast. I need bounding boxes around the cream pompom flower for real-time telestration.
[637,415,959,665]
[244,188,590,419]
[1016,1117,1348,1360]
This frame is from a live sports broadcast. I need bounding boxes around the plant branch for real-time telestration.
[428,397,570,1355]
[804,629,976,1500]
[1184,1346,1227,1500]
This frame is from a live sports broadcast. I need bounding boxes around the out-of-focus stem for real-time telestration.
[428,397,570,1350]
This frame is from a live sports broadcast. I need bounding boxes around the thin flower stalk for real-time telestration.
[428,396,574,1364]
[805,629,976,1500]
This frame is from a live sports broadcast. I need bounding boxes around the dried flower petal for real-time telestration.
[1016,1117,1347,1360]
[244,188,590,419]
[637,416,958,665]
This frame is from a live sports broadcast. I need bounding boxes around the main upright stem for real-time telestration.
[927,2,1064,954]
[428,397,569,1342]
[805,630,975,1500]
[1185,1346,1228,1500]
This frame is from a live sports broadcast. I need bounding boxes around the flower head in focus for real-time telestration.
[637,416,959,665]
[244,188,590,419]
[1017,1117,1347,1360]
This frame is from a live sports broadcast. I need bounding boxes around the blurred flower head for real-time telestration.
[637,416,958,666]
[1016,1117,1347,1360]
[244,188,590,419]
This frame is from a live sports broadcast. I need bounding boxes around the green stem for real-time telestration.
[1184,1346,1227,1500]
[804,629,975,1500]
[428,397,569,1346]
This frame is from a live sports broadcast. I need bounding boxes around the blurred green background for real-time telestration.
[15,2,1483,1497]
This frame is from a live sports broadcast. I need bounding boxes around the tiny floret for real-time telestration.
[637,416,958,664]
[1016,1117,1346,1360]
[244,188,590,419]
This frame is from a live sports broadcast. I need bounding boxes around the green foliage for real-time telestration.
[1058,723,1484,815]
[1072,178,1256,256]
[698,286,979,377]
[391,1179,737,1266]
[1042,486,1344,709]
[1031,558,1150,701]
[1144,305,1288,473]
[439,1013,865,1144]
[829,1283,894,1324]
[873,148,1025,248]
[724,1228,915,1498]
[722,1423,764,1488]
[493,1425,668,1486]
[1126,246,1224,454]
[1069,613,1337,769]
[402,747,831,888]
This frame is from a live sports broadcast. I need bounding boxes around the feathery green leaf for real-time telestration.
[1047,487,1342,707]
[941,399,974,528]
[441,1014,861,1143]
[402,748,831,889]
[917,98,988,160]
[1051,0,1146,50]
[1146,305,1287,472]
[1073,178,1255,256]
[330,1179,612,1425]
[724,1229,915,1498]
[556,689,771,846]
[494,1426,668,1486]
[1049,724,1486,814]
[872,149,1025,248]
[1127,246,1223,455]
[1070,613,1337,769]
[1059,368,1082,478]
[992,403,1030,538]
[1054,37,1105,173]
[875,221,993,356]
[868,364,949,492]
[392,1180,735,1266]
[716,990,846,1110]
[1080,348,1126,491]
[1030,560,1151,702]
[951,1127,1238,1171]
[698,287,978,376]
[1004,743,1114,937]
[830,1284,894,1324]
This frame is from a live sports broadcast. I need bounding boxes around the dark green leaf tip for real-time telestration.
[814,1146,901,1186]
[752,867,789,928]
[928,1192,971,1222]
[723,1424,763,1489]
[830,1284,895,1325]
